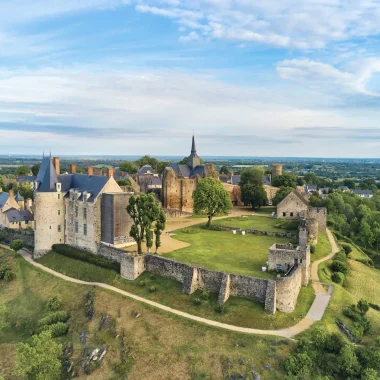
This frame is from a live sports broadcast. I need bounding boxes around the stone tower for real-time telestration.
[187,135,201,170]
[272,164,283,178]
[34,157,65,258]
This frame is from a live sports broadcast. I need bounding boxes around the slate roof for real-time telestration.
[16,176,37,183]
[353,190,373,196]
[15,192,24,201]
[36,157,109,202]
[138,165,156,176]
[149,177,162,186]
[263,174,272,186]
[0,192,9,208]
[278,190,309,208]
[114,168,130,181]
[231,175,241,186]
[218,175,229,183]
[305,184,318,192]
[4,209,33,223]
[338,186,350,191]
[168,163,205,178]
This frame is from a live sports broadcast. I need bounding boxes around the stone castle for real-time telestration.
[33,156,135,258]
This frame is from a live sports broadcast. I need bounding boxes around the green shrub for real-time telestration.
[139,281,146,287]
[0,231,5,242]
[369,303,380,311]
[193,298,202,305]
[41,322,69,337]
[149,274,156,280]
[214,305,225,314]
[149,285,157,293]
[350,322,364,341]
[47,296,62,311]
[52,244,120,272]
[3,271,15,281]
[334,251,347,262]
[38,311,69,327]
[10,239,24,253]
[200,290,210,300]
[331,260,348,274]
[342,244,352,255]
[332,271,345,284]
[310,246,316,254]
[357,299,369,315]
[0,264,11,279]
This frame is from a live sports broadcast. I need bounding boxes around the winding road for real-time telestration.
[11,224,339,339]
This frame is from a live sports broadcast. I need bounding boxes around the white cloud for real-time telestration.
[277,58,380,96]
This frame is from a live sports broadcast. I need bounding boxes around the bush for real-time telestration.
[52,244,120,272]
[38,311,69,327]
[0,231,5,242]
[310,246,316,254]
[342,244,352,255]
[369,303,380,311]
[139,281,146,287]
[201,290,210,300]
[149,274,156,280]
[193,298,202,305]
[214,305,225,314]
[40,322,69,337]
[149,285,156,293]
[332,272,345,284]
[357,299,369,315]
[334,251,347,262]
[3,271,15,281]
[10,239,24,253]
[331,260,348,274]
[47,296,62,311]
[0,264,14,281]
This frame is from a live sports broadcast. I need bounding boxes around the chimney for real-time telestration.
[106,168,114,179]
[9,189,14,198]
[53,157,60,174]
[121,171,126,177]
[88,167,93,176]
[69,163,76,174]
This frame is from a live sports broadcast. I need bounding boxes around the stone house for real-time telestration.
[353,190,373,198]
[277,190,309,219]
[0,189,33,229]
[33,156,135,258]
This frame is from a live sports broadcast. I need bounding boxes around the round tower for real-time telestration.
[306,218,319,245]
[272,164,283,178]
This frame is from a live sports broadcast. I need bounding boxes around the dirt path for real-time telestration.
[11,229,338,339]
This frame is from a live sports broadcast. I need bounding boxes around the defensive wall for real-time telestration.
[211,225,298,239]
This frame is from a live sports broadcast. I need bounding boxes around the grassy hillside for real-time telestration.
[0,247,290,379]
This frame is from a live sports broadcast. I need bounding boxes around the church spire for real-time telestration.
[187,133,201,170]
[191,133,196,154]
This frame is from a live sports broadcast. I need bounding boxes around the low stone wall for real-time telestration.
[97,243,134,263]
[213,225,297,239]
[163,209,192,218]
[119,253,296,314]
[0,227,34,249]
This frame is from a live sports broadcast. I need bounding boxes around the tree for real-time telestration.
[219,166,231,175]
[361,368,379,380]
[117,178,132,186]
[193,178,232,227]
[126,194,161,255]
[272,187,293,206]
[357,299,369,315]
[135,155,169,174]
[15,165,31,176]
[154,210,166,253]
[16,331,62,380]
[31,163,41,176]
[18,183,33,200]
[303,172,318,184]
[359,220,375,248]
[119,161,138,174]
[343,179,356,189]
[10,240,24,253]
[239,168,267,210]
[272,172,297,188]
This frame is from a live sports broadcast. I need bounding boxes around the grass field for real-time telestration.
[311,232,331,262]
[212,215,299,232]
[165,227,292,278]
[37,251,315,330]
[254,207,276,215]
[0,247,292,379]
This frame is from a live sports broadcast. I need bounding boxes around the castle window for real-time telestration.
[83,208,87,220]
[83,224,87,236]
[300,259,303,263]
[58,194,60,199]
[282,212,286,217]
[290,212,294,217]
[75,221,78,233]
[58,225,61,232]
[75,206,78,217]
[58,210,60,215]
[276,264,281,270]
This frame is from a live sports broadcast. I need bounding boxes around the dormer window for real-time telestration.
[56,182,61,192]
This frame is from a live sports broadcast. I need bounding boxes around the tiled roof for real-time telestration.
[4,209,33,222]
[0,192,9,208]
[138,165,156,176]
[15,192,24,201]
[353,190,373,195]
[231,175,241,186]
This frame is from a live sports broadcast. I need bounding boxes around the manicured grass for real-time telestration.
[310,232,331,262]
[38,251,315,331]
[254,207,276,215]
[213,215,299,232]
[0,248,292,379]
[165,227,293,278]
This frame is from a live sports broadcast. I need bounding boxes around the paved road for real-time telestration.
[9,228,339,339]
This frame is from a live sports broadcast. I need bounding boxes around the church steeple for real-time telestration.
[187,134,201,170]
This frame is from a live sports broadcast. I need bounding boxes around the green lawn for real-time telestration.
[311,232,331,262]
[254,207,276,215]
[165,227,293,278]
[37,251,315,330]
[0,248,292,379]
[213,215,299,232]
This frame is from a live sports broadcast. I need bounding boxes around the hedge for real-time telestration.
[52,244,120,272]
[38,311,69,328]
[39,322,69,337]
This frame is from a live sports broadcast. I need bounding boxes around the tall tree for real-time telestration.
[193,178,232,227]
[117,178,132,186]
[272,172,297,188]
[16,331,62,380]
[272,187,293,206]
[119,161,138,174]
[15,165,31,176]
[154,210,166,253]
[31,163,41,176]
[126,194,161,255]
[219,165,231,175]
[239,168,267,210]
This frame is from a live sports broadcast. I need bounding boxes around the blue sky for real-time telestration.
[1,0,380,157]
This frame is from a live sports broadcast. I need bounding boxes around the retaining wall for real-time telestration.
[212,225,297,239]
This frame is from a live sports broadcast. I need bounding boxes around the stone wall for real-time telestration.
[308,207,327,233]
[277,191,309,220]
[213,225,297,239]
[97,243,133,263]
[275,266,302,312]
[264,280,276,314]
[305,218,318,244]
[164,209,192,218]
[1,228,34,249]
